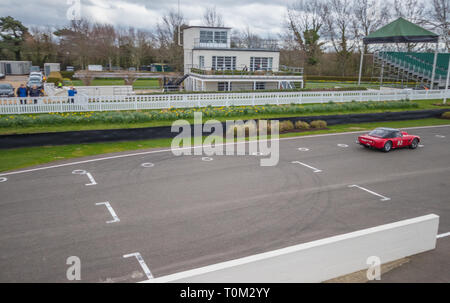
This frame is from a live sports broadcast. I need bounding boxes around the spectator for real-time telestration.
[58,82,63,89]
[16,84,28,104]
[68,86,77,103]
[29,85,42,104]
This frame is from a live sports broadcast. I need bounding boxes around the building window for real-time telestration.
[200,31,227,44]
[214,31,228,44]
[212,56,236,70]
[255,82,265,90]
[218,82,231,91]
[200,31,214,43]
[199,56,205,68]
[250,57,273,71]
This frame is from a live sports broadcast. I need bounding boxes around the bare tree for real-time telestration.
[392,0,427,51]
[155,9,186,71]
[393,0,426,24]
[323,0,357,76]
[286,0,326,66]
[54,19,93,70]
[203,6,224,27]
[134,29,153,70]
[23,26,57,66]
[352,0,390,53]
[425,0,450,51]
[231,26,263,49]
[91,23,117,70]
[156,10,185,48]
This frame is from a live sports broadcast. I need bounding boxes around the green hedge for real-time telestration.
[60,71,75,79]
[47,77,62,85]
[305,75,373,82]
[305,75,417,84]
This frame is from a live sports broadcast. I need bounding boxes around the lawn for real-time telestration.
[68,78,160,89]
[0,99,449,135]
[306,81,381,89]
[305,81,417,89]
[0,118,449,173]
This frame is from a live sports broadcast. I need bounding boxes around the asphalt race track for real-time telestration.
[1,125,450,282]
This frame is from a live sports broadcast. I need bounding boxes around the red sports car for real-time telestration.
[357,127,420,152]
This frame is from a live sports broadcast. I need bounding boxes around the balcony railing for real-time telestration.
[193,38,280,50]
[188,65,303,77]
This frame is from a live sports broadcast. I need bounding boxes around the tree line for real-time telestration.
[284,0,449,76]
[0,0,448,77]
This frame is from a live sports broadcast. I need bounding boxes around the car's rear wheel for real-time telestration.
[383,141,392,152]
[409,138,419,149]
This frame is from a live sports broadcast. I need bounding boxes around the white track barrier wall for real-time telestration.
[0,89,449,115]
[144,214,439,283]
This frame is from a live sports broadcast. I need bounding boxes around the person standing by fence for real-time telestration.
[29,84,43,103]
[68,86,77,103]
[16,84,28,105]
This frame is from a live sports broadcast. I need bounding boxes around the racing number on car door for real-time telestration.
[394,131,403,147]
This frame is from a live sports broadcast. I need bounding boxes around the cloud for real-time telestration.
[0,0,292,35]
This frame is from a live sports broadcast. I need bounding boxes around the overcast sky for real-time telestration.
[0,0,292,37]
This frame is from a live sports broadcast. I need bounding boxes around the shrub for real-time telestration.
[295,120,310,129]
[48,71,63,80]
[310,120,327,128]
[442,112,450,119]
[226,121,258,138]
[61,71,75,79]
[258,120,271,135]
[279,120,294,132]
[47,77,62,85]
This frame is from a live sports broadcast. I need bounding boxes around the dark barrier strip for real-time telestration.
[0,109,448,149]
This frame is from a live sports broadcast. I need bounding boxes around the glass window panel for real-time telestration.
[200,31,213,43]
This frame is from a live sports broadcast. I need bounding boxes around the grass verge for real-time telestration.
[1,99,449,135]
[1,118,449,173]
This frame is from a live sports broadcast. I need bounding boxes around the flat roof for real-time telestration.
[185,26,232,30]
[193,48,279,52]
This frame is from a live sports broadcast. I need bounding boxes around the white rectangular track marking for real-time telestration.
[123,253,153,280]
[291,161,322,173]
[0,124,449,177]
[85,172,97,186]
[348,184,391,201]
[95,202,120,223]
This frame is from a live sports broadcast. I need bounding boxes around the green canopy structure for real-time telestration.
[358,18,442,89]
[363,17,439,44]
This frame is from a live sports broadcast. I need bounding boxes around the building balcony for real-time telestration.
[188,65,304,79]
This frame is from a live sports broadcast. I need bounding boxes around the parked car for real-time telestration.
[66,66,75,72]
[0,83,15,97]
[0,73,5,80]
[27,77,43,90]
[30,66,41,73]
[357,127,420,152]
[30,72,43,80]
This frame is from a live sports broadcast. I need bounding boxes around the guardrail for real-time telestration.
[0,89,448,115]
[143,214,439,283]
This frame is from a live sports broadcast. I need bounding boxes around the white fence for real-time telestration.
[144,214,439,283]
[0,89,448,115]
